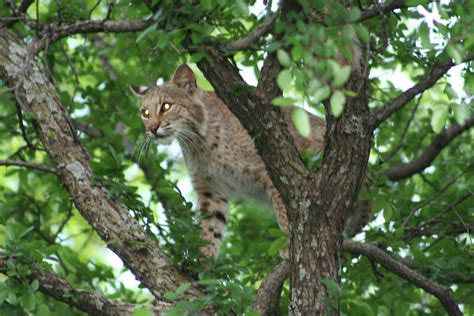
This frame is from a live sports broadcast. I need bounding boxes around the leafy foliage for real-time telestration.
[0,0,473,315]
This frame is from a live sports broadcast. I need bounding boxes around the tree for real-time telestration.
[0,0,473,315]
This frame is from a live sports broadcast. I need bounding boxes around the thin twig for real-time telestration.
[379,95,422,164]
[29,19,155,54]
[223,14,277,51]
[385,116,474,181]
[371,56,474,129]
[401,166,471,228]
[0,159,57,174]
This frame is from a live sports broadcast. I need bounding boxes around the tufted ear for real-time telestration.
[129,85,149,97]
[171,64,197,94]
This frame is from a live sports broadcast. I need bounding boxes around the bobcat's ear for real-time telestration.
[129,85,149,97]
[171,64,197,94]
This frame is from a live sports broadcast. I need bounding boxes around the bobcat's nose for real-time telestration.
[147,121,160,135]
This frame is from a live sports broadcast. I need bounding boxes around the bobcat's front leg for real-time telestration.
[197,189,229,258]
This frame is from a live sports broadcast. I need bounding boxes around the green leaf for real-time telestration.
[291,108,311,137]
[277,49,291,67]
[268,228,286,238]
[164,291,177,301]
[197,279,220,286]
[20,293,36,311]
[18,226,34,240]
[291,44,304,61]
[406,0,428,5]
[201,0,213,10]
[268,237,287,257]
[444,85,458,99]
[234,0,249,16]
[322,279,341,295]
[272,97,296,107]
[333,65,351,87]
[8,292,17,304]
[175,282,191,296]
[307,78,322,94]
[30,279,39,292]
[330,91,346,117]
[0,290,7,305]
[312,85,331,104]
[453,103,470,125]
[277,69,292,92]
[6,225,16,241]
[136,24,157,43]
[383,203,393,222]
[355,25,370,43]
[133,307,153,316]
[431,108,447,133]
[446,44,463,64]
[419,22,434,49]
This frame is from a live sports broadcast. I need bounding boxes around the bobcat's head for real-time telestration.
[130,64,207,147]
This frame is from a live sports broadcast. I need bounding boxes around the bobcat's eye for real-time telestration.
[141,108,150,118]
[162,102,172,113]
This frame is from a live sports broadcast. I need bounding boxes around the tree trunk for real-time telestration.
[289,69,371,314]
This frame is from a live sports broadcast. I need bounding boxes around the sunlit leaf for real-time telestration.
[291,108,311,137]
[277,69,292,92]
[330,91,345,117]
[272,96,296,107]
[277,49,292,67]
[431,107,448,133]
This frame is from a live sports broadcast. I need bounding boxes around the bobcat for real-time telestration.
[131,64,370,258]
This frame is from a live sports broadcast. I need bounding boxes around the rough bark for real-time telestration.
[0,27,202,301]
[0,259,171,315]
[196,41,371,314]
[253,261,290,315]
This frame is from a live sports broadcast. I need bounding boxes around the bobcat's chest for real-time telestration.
[184,147,271,208]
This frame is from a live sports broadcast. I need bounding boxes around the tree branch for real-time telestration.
[370,60,456,128]
[0,259,171,315]
[3,0,34,28]
[223,14,277,51]
[342,241,462,316]
[0,26,202,300]
[256,52,282,104]
[250,241,463,316]
[358,0,435,22]
[253,261,290,315]
[385,116,474,181]
[0,159,57,175]
[29,19,155,53]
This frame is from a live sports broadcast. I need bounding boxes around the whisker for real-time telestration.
[133,135,147,161]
